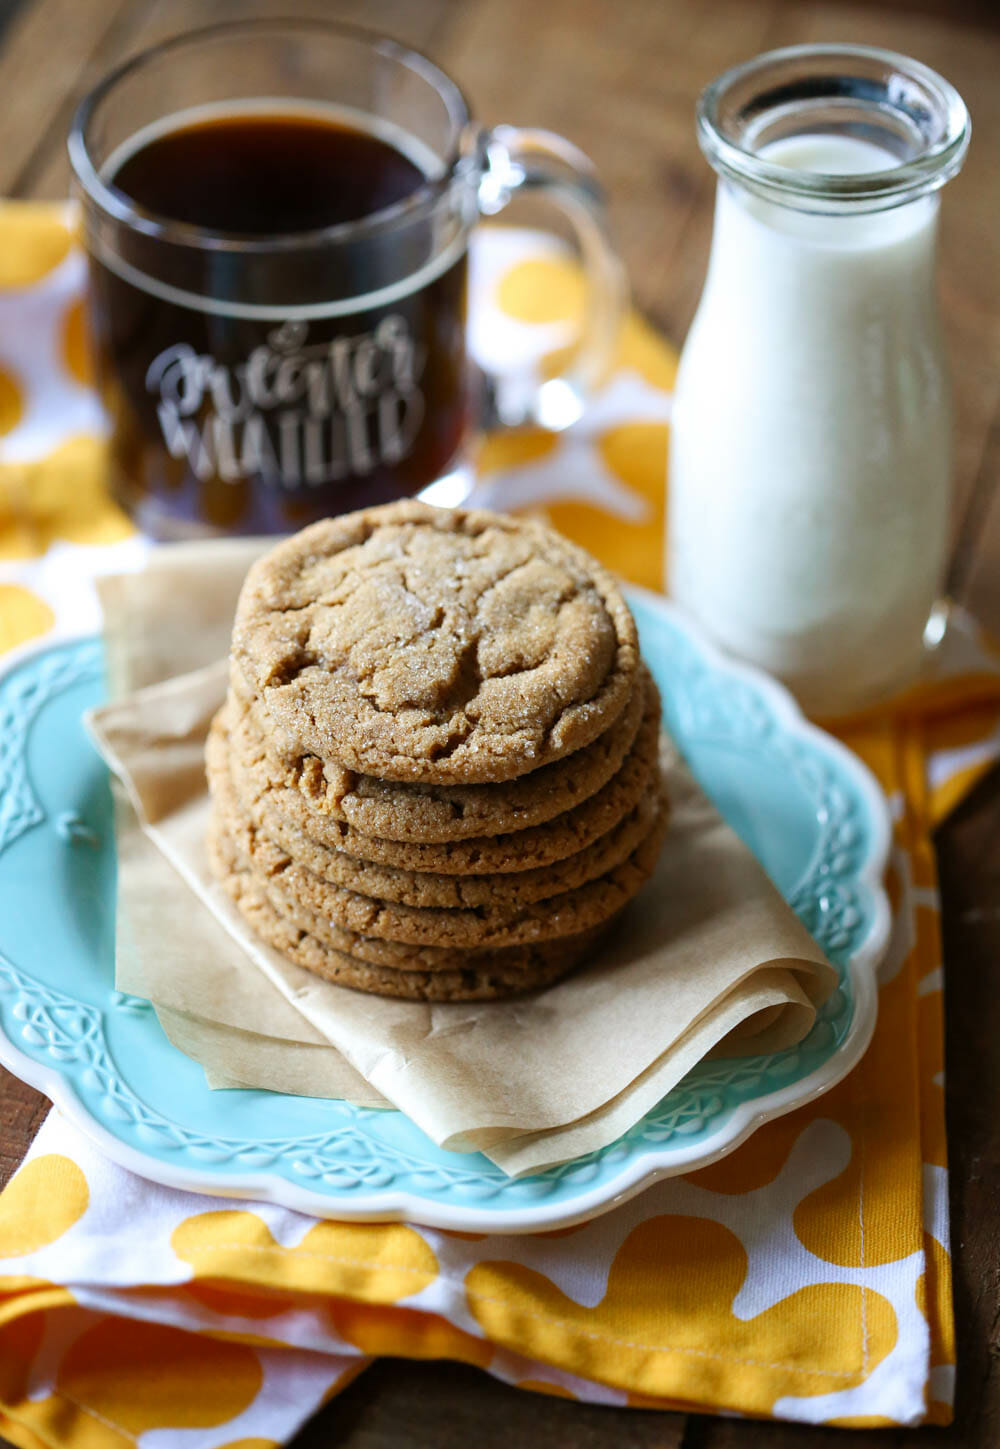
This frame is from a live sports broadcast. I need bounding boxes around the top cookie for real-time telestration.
[230,501,639,785]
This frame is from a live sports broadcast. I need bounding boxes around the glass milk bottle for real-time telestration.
[668,46,970,716]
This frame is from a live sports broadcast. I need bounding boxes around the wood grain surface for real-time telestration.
[1,1,998,1445]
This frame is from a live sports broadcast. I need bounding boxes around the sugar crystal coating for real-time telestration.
[231,500,639,785]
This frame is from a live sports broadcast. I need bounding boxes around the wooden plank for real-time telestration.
[690,1422,930,1447]
[291,1358,687,1449]
[0,0,133,194]
[436,0,783,336]
[936,769,1000,1447]
[0,1068,50,1187]
[955,410,1000,632]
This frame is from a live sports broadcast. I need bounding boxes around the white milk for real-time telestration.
[668,133,951,715]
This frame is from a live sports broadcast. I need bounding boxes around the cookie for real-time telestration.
[230,500,639,785]
[208,824,612,1001]
[211,810,615,973]
[210,715,663,906]
[226,674,662,876]
[233,664,649,844]
[209,746,669,949]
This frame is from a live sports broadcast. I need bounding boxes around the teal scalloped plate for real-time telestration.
[0,589,890,1231]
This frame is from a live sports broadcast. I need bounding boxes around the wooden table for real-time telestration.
[2,0,999,1444]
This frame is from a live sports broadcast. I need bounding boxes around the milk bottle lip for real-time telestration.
[697,43,970,215]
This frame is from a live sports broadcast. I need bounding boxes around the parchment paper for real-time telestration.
[88,544,837,1176]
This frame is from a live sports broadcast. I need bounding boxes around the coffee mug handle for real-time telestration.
[475,124,627,432]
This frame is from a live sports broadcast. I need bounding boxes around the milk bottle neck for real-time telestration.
[696,44,969,218]
[701,156,943,300]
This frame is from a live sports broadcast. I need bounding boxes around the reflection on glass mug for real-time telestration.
[68,19,624,539]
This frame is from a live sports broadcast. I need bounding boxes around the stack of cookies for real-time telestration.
[206,501,669,1001]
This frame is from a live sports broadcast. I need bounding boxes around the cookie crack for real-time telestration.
[424,718,475,763]
[262,648,319,689]
[468,556,535,611]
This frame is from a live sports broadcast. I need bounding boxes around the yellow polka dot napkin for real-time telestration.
[2,204,999,1438]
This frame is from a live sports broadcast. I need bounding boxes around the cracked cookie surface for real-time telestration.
[230,501,638,785]
[231,664,649,845]
[224,686,661,876]
[227,671,660,876]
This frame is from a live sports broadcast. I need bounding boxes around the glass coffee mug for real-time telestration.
[68,19,624,538]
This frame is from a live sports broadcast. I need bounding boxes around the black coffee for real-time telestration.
[111,110,425,234]
[87,108,469,536]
